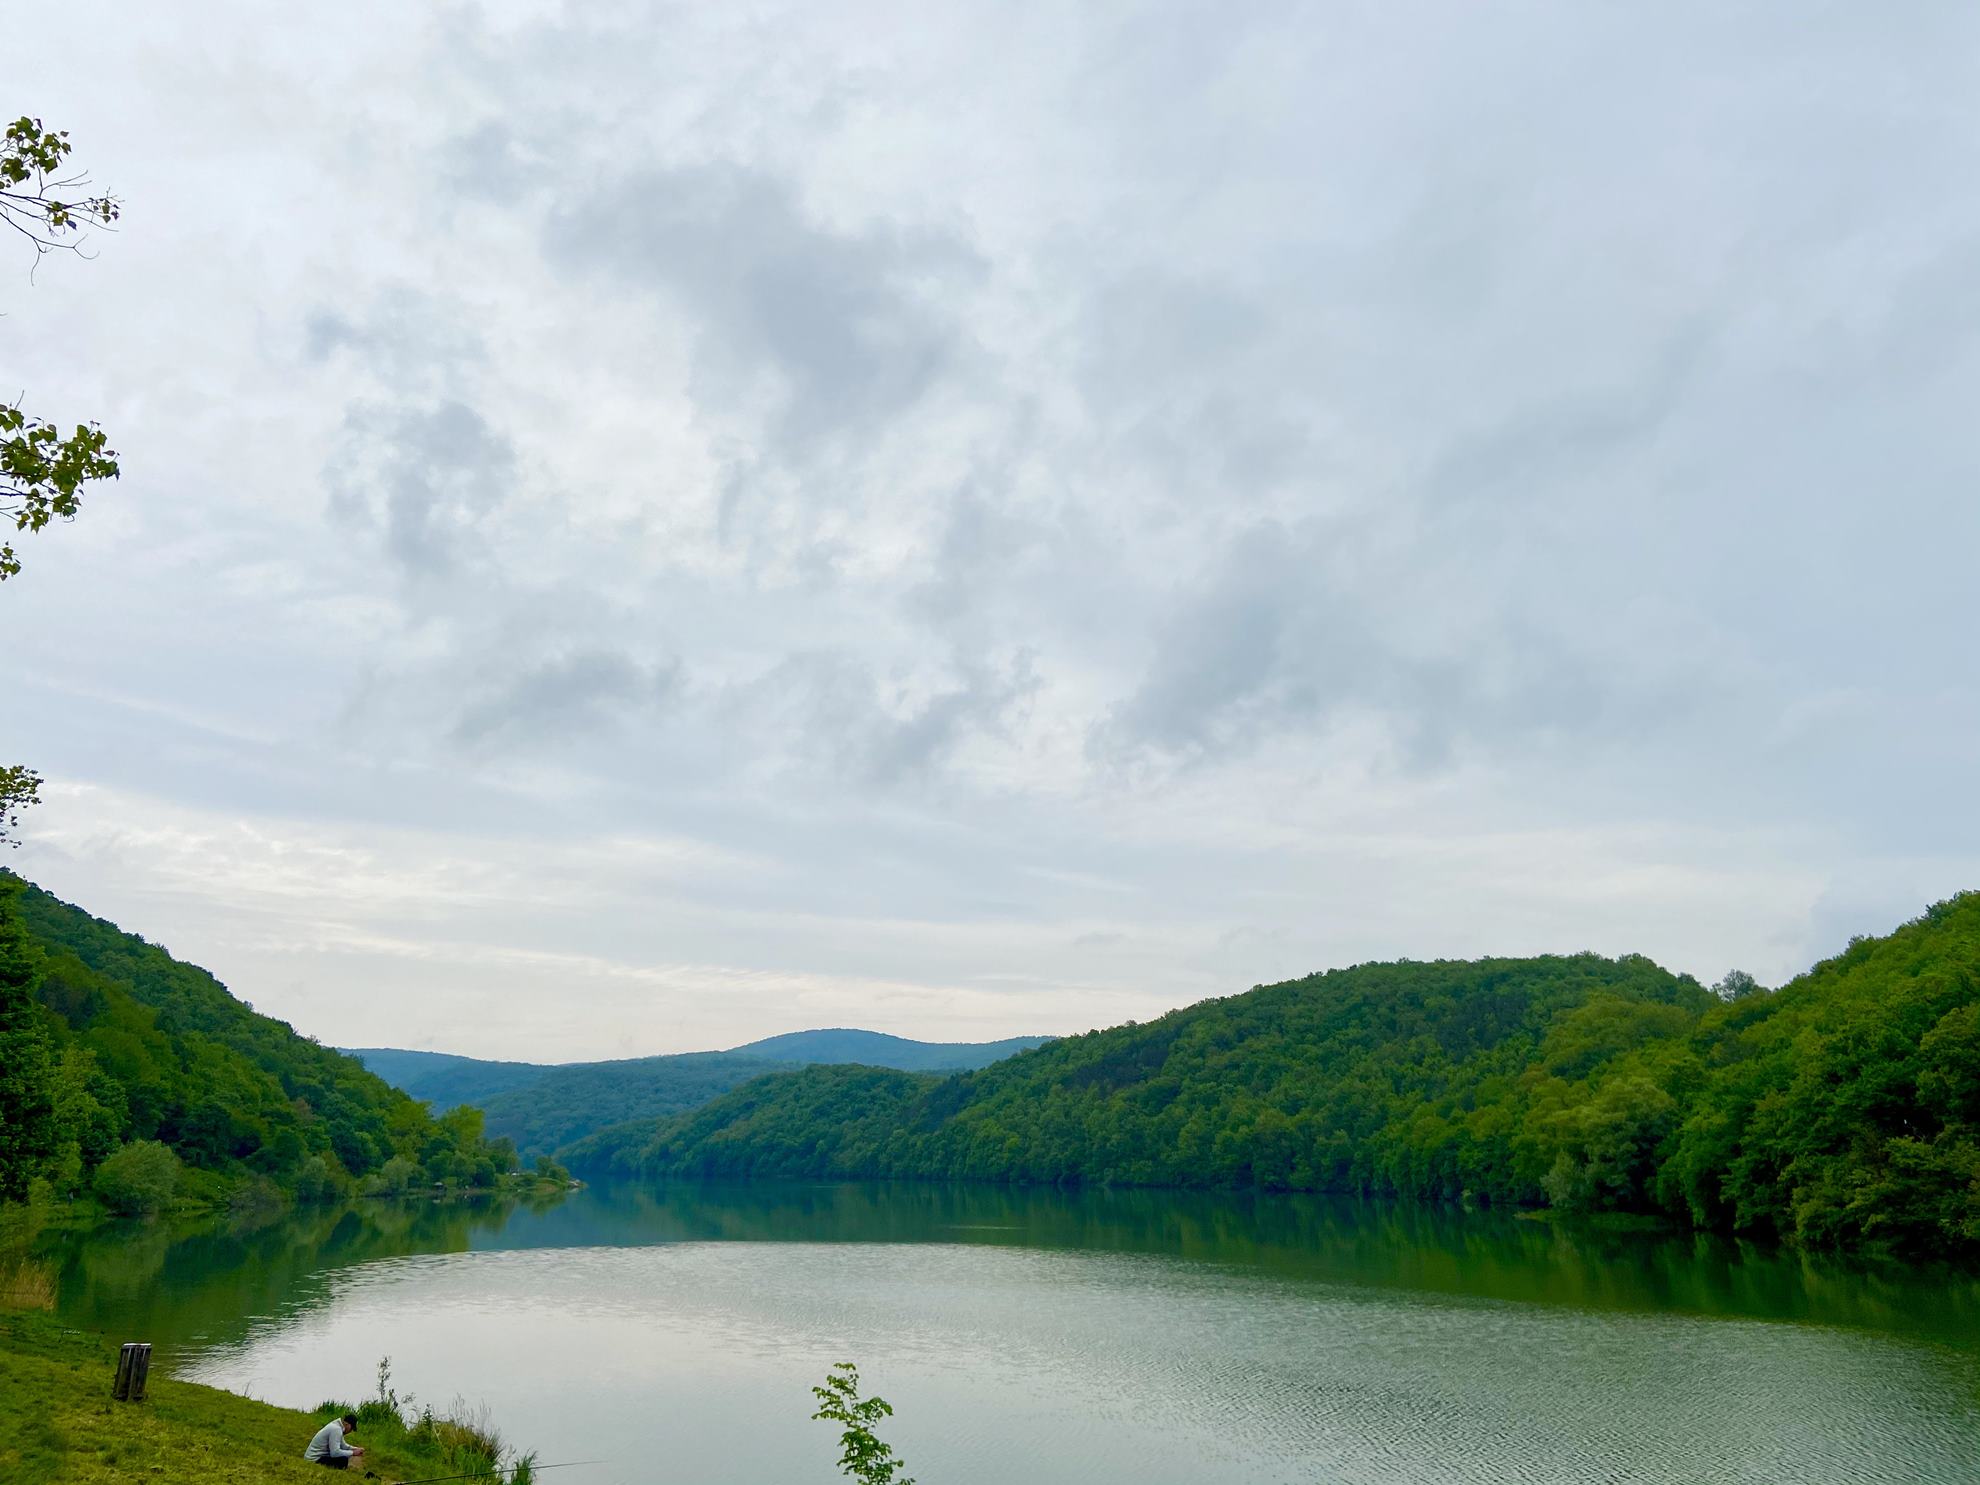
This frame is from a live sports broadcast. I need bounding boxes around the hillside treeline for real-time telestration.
[571,895,1980,1258]
[477,1053,788,1156]
[0,876,526,1213]
[354,1031,1056,1156]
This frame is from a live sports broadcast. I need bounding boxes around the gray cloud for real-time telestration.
[1072,272,1318,507]
[303,289,486,393]
[11,0,1980,1056]
[1099,526,1306,761]
[731,647,1038,788]
[325,400,516,577]
[548,163,981,449]
[1417,324,1716,511]
[1093,517,1682,776]
[452,649,682,750]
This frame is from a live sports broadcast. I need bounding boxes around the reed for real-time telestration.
[337,1360,530,1482]
[0,1255,57,1310]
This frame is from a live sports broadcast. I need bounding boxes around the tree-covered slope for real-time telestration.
[350,1030,1057,1153]
[474,1052,783,1155]
[0,876,520,1207]
[1655,894,1980,1253]
[573,897,1980,1258]
[572,951,1707,1190]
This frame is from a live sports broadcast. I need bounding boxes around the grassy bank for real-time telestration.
[0,1311,525,1485]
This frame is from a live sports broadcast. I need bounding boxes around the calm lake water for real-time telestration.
[37,1181,1980,1484]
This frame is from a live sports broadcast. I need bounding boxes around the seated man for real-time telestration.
[304,1412,365,1470]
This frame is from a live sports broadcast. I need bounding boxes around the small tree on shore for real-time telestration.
[92,1139,180,1215]
[811,1362,915,1485]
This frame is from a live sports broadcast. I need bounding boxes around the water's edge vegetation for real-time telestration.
[0,1310,529,1485]
[4,862,1976,1267]
[568,892,1980,1261]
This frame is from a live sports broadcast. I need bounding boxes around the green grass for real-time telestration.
[0,1311,516,1485]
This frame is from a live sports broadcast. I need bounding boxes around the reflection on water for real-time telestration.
[35,1187,565,1358]
[38,1182,1980,1485]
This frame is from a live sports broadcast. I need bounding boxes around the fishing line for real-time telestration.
[390,1460,606,1485]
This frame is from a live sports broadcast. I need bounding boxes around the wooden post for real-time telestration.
[113,1342,152,1402]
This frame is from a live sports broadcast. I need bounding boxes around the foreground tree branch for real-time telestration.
[0,116,120,266]
[0,115,123,581]
[0,765,39,848]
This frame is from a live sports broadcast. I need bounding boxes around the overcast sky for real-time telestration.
[6,3,1977,1061]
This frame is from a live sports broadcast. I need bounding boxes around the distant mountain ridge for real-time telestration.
[731,1027,1053,1071]
[346,1028,1055,1155]
[340,1048,548,1110]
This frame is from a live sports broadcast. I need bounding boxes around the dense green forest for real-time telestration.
[347,1048,787,1154]
[0,876,533,1213]
[570,895,1980,1258]
[352,1030,1056,1155]
[475,1053,786,1156]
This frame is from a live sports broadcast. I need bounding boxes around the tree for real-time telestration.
[811,1363,914,1485]
[0,116,119,262]
[1,116,122,582]
[0,765,37,849]
[1,405,119,580]
[92,1138,180,1215]
[0,879,55,1200]
[3,114,122,880]
[0,118,122,1114]
[1712,970,1763,1002]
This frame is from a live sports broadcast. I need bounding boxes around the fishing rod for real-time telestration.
[391,1461,605,1485]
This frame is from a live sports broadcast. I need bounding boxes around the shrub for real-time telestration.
[227,1176,285,1223]
[360,1155,423,1198]
[294,1154,342,1204]
[343,1358,520,1481]
[92,1140,180,1215]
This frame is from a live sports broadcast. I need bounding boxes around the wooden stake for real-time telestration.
[113,1342,152,1402]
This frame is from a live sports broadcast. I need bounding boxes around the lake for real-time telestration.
[37,1181,1980,1484]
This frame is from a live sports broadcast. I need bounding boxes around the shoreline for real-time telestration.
[0,1311,529,1485]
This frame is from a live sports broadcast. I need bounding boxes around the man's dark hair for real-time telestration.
[342,1413,359,1429]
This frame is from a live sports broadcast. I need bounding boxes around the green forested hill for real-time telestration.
[572,897,1980,1258]
[1656,895,1980,1251]
[475,1053,784,1155]
[0,876,520,1209]
[350,1030,1056,1154]
[347,1047,788,1153]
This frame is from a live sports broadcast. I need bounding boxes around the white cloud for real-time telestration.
[6,0,1977,1058]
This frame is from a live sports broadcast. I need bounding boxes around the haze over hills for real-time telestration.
[347,1028,1057,1155]
[341,1049,550,1110]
